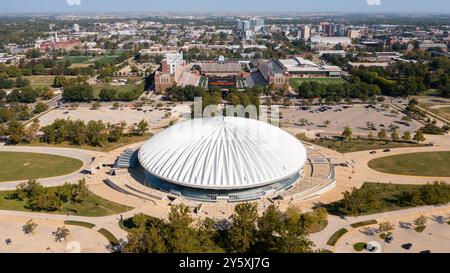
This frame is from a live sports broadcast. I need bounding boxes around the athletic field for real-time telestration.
[289,77,347,89]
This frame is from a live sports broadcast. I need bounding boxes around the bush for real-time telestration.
[353,242,367,252]
[98,228,119,245]
[350,220,377,228]
[33,102,49,114]
[414,226,426,233]
[327,228,348,246]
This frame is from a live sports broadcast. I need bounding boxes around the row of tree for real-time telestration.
[297,80,381,103]
[6,179,88,212]
[41,118,149,147]
[332,182,450,216]
[123,203,329,253]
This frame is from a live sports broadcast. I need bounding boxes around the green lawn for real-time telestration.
[63,56,93,64]
[64,220,96,229]
[0,189,132,217]
[297,134,426,153]
[94,55,120,64]
[22,133,152,152]
[368,152,450,177]
[289,77,347,89]
[0,152,83,182]
[92,83,143,98]
[19,75,76,89]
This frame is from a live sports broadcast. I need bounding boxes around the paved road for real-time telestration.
[0,146,101,190]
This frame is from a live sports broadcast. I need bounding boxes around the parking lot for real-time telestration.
[280,104,423,135]
[38,103,192,127]
[336,217,450,253]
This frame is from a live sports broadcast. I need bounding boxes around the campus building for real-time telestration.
[138,117,308,202]
[154,52,186,93]
[258,57,342,88]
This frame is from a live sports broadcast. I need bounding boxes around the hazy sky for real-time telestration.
[1,0,450,13]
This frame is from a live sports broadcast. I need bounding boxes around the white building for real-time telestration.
[164,53,184,75]
[138,117,308,202]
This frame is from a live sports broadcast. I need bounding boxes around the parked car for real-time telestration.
[402,243,413,250]
[385,235,394,243]
[420,250,431,253]
[383,149,391,152]
[370,151,377,154]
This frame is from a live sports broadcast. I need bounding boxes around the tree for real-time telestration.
[53,227,70,242]
[7,119,25,144]
[91,102,101,110]
[414,215,427,228]
[324,120,331,128]
[413,130,426,142]
[342,125,353,142]
[24,119,40,143]
[42,87,54,100]
[86,120,108,146]
[99,88,117,101]
[378,129,387,139]
[378,221,395,236]
[391,130,399,141]
[112,102,120,110]
[33,102,49,114]
[26,49,41,59]
[228,202,258,253]
[402,131,412,141]
[62,80,94,102]
[22,219,38,235]
[53,76,66,88]
[136,119,149,136]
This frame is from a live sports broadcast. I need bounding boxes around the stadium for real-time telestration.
[137,117,308,202]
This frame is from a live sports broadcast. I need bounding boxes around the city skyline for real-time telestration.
[1,0,450,14]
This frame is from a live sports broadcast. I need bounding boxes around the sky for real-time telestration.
[1,0,450,14]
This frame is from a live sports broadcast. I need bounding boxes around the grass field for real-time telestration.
[19,75,77,89]
[297,134,425,153]
[63,56,93,64]
[64,220,96,229]
[289,77,347,89]
[368,152,450,177]
[0,189,131,216]
[92,83,143,98]
[0,152,83,182]
[24,133,152,152]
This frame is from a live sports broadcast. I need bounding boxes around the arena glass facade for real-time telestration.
[140,168,303,202]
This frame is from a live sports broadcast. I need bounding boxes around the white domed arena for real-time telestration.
[138,117,308,202]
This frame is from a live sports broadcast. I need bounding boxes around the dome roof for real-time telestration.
[138,117,307,190]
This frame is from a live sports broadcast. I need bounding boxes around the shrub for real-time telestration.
[353,242,366,252]
[327,228,348,246]
[350,220,377,228]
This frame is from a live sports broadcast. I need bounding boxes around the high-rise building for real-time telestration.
[302,25,310,40]
[347,29,362,39]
